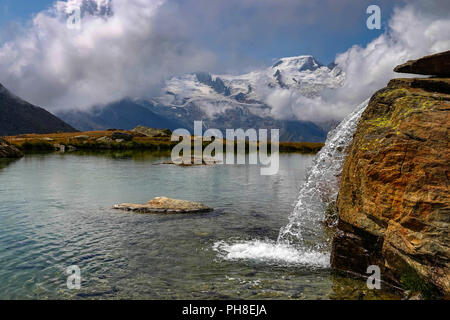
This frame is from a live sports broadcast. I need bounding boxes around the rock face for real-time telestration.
[0,138,23,158]
[331,58,450,296]
[394,50,450,76]
[113,196,213,214]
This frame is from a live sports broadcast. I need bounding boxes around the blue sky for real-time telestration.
[0,0,53,25]
[0,0,396,66]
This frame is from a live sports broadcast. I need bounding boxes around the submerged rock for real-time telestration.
[113,196,213,214]
[0,138,23,158]
[155,156,222,166]
[332,54,450,297]
[394,50,450,76]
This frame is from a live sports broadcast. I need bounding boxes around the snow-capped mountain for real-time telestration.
[156,55,343,115]
[55,0,112,18]
[60,55,345,142]
[146,55,344,140]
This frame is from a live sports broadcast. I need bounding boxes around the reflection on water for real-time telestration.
[0,151,399,299]
[0,158,20,171]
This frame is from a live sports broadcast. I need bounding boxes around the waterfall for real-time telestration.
[214,99,369,267]
[278,99,369,246]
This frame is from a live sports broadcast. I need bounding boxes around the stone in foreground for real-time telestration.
[113,196,213,214]
[393,50,450,76]
[0,138,23,158]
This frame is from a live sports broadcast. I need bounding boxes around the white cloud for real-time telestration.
[263,2,450,122]
[0,0,216,111]
[0,0,448,122]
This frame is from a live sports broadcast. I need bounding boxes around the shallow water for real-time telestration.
[0,151,399,299]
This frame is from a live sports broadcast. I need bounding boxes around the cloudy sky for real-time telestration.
[0,0,449,120]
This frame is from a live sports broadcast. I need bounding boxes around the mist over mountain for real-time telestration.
[58,55,339,141]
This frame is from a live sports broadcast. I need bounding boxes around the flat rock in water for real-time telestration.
[155,156,221,166]
[113,196,213,214]
[394,50,450,76]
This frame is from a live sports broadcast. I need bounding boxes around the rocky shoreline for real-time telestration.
[331,51,450,298]
[3,127,324,154]
[0,138,23,158]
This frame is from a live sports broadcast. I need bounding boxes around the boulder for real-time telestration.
[132,126,172,138]
[394,50,450,76]
[332,75,450,296]
[53,144,65,152]
[0,138,23,158]
[113,196,213,214]
[96,136,114,143]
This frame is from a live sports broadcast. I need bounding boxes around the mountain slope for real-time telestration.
[58,99,184,131]
[0,84,76,136]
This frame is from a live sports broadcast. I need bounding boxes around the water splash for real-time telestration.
[278,99,369,245]
[213,240,329,268]
[214,99,369,266]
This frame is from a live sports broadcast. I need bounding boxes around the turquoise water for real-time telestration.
[0,151,398,299]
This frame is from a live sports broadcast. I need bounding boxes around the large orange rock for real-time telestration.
[331,77,450,297]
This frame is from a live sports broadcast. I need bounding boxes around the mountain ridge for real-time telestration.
[0,83,77,136]
[58,54,342,142]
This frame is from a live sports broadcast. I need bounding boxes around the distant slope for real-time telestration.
[0,83,76,136]
[57,99,184,131]
[150,102,327,142]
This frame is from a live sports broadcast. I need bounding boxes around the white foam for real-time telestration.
[278,99,369,244]
[212,100,369,269]
[213,240,330,268]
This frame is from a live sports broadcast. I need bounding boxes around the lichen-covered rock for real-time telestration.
[132,126,172,138]
[394,50,450,76]
[0,138,23,158]
[113,196,213,214]
[331,77,450,296]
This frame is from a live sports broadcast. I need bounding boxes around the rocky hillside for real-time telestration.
[0,83,76,136]
[331,51,450,298]
[0,138,23,158]
[58,99,184,132]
